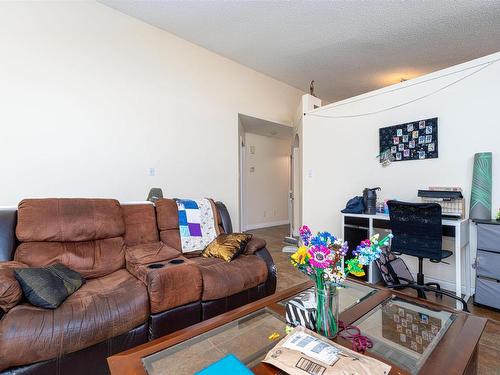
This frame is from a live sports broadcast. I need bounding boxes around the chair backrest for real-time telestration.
[387,200,443,260]
[375,245,413,285]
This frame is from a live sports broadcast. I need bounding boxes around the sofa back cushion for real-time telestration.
[16,198,124,242]
[15,238,125,279]
[121,203,159,246]
[14,199,126,278]
[155,198,224,252]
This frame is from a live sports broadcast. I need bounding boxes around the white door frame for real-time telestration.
[239,135,246,232]
[291,133,300,236]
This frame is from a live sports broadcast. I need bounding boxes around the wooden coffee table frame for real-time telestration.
[107,280,486,375]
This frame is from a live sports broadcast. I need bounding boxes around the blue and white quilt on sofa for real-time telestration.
[175,198,219,253]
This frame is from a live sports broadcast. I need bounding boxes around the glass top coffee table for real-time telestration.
[354,296,456,375]
[142,280,376,375]
[107,280,486,375]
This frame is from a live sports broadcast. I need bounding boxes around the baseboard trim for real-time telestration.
[245,220,289,231]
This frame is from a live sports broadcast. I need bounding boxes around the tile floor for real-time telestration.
[248,225,500,375]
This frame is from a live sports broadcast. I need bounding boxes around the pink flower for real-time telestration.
[308,245,333,269]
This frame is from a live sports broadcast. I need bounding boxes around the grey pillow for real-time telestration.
[15,263,85,309]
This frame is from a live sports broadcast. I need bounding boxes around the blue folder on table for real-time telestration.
[195,354,253,375]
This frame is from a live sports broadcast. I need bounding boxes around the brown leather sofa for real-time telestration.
[0,198,277,375]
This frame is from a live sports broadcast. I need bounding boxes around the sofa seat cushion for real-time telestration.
[191,255,268,301]
[0,269,149,371]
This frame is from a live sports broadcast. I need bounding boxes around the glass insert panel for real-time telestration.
[353,296,456,375]
[279,280,377,312]
[142,308,286,375]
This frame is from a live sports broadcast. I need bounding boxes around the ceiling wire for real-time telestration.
[307,57,500,119]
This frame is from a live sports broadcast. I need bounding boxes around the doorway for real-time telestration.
[238,114,293,233]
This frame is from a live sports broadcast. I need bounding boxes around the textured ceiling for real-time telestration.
[100,0,500,102]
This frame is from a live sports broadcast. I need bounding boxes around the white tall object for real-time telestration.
[290,94,322,236]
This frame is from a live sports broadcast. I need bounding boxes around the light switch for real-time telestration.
[149,168,155,176]
[250,145,255,154]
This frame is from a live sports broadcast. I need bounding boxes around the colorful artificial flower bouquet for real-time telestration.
[291,225,393,337]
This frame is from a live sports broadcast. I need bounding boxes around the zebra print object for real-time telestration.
[285,289,317,330]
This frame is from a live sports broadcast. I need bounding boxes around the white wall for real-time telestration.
[244,133,290,229]
[303,52,500,290]
[0,1,303,228]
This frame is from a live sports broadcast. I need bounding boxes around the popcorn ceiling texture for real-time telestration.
[100,0,500,102]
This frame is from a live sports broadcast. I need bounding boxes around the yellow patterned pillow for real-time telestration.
[202,233,253,262]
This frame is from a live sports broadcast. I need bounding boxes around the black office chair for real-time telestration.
[387,200,453,298]
[375,244,469,312]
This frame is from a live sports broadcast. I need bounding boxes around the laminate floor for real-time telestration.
[247,225,500,375]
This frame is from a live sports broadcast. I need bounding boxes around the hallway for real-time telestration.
[247,225,308,292]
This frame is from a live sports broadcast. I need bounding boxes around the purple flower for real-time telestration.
[299,225,312,246]
[339,241,349,256]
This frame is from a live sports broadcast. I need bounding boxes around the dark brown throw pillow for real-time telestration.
[15,263,85,309]
[202,233,252,262]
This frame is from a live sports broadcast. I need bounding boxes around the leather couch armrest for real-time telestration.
[244,236,267,255]
[253,247,277,296]
[126,257,202,314]
[0,208,17,262]
[0,260,28,313]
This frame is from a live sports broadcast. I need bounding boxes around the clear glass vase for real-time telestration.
[315,284,339,339]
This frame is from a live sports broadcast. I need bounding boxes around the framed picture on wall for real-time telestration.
[379,117,438,162]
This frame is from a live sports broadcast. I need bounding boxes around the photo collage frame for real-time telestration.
[379,117,438,162]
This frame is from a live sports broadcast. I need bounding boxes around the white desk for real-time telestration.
[341,213,471,309]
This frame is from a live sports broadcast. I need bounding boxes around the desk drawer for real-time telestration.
[475,277,500,310]
[476,250,500,279]
[477,224,500,253]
